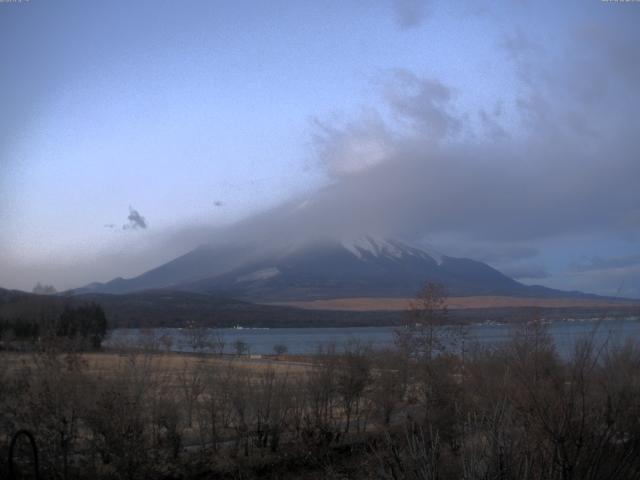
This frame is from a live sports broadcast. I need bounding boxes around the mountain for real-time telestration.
[75,236,593,301]
[182,237,580,301]
[71,243,254,295]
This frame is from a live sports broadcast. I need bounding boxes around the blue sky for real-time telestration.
[1,0,639,297]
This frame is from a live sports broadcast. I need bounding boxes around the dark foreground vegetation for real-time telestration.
[3,316,640,479]
[0,302,107,351]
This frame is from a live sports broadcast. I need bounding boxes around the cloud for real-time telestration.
[461,245,539,265]
[570,254,640,273]
[310,70,461,180]
[391,0,430,30]
[554,264,640,300]
[383,69,461,140]
[123,206,147,230]
[500,30,542,62]
[178,36,640,255]
[32,282,57,295]
[478,105,509,142]
[500,264,549,281]
[575,23,640,87]
[61,27,639,295]
[311,110,394,178]
[298,65,638,244]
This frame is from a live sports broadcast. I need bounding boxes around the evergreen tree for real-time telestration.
[56,303,108,349]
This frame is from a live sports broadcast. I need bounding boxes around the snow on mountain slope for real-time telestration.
[339,236,445,264]
[177,237,559,301]
[74,236,584,301]
[236,267,281,283]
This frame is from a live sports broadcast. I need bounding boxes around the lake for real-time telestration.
[105,317,640,358]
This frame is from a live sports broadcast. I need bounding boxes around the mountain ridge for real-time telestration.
[72,236,614,302]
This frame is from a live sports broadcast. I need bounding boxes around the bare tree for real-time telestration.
[372,424,441,480]
[253,367,291,452]
[85,352,156,478]
[183,325,212,353]
[395,282,449,362]
[19,349,89,479]
[304,343,340,441]
[233,339,248,356]
[159,333,173,354]
[211,330,225,355]
[176,359,205,427]
[370,349,406,426]
[336,340,372,433]
[273,344,288,356]
[197,361,235,452]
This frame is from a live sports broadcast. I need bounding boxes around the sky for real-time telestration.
[1,0,639,297]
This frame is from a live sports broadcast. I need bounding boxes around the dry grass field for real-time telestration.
[268,295,640,311]
[2,350,312,378]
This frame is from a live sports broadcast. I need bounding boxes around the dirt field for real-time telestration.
[267,296,640,312]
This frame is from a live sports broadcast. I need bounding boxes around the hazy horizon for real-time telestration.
[2,0,639,297]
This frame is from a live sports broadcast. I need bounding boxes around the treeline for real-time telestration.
[0,302,108,350]
[2,321,640,479]
[2,286,636,330]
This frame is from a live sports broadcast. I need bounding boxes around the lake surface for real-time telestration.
[105,317,640,358]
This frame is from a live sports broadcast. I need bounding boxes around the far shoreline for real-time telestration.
[264,295,640,312]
